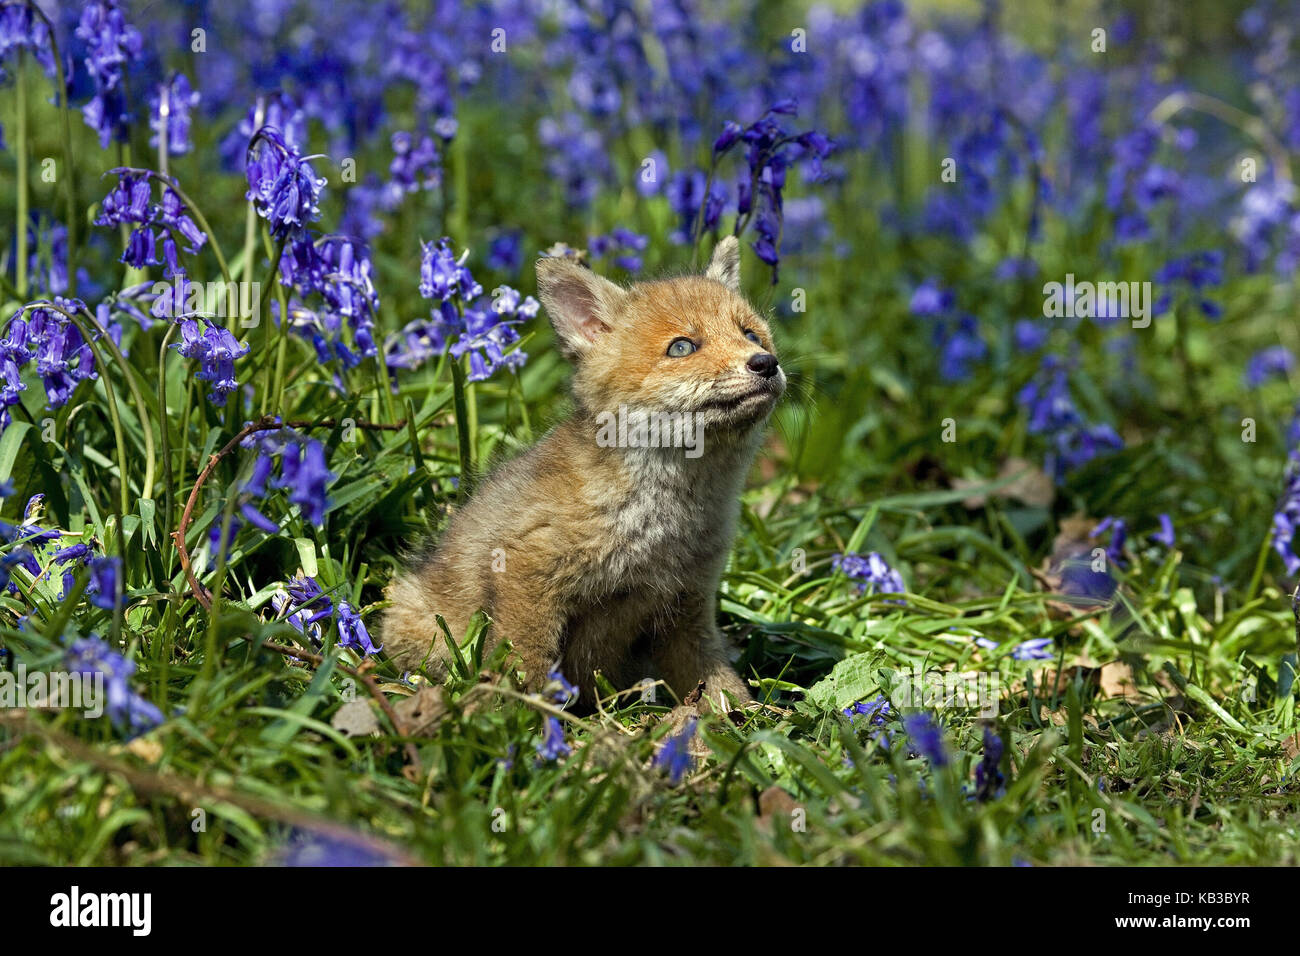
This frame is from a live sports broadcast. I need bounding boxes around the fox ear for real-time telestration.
[705,236,741,292]
[536,257,625,360]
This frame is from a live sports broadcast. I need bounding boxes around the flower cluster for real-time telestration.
[902,712,948,767]
[220,430,335,548]
[387,239,535,383]
[272,573,379,656]
[907,279,987,383]
[148,73,200,156]
[75,0,142,149]
[64,636,163,735]
[709,101,835,282]
[0,301,98,431]
[652,717,698,784]
[95,170,208,276]
[974,727,1005,801]
[245,126,326,240]
[588,228,648,273]
[1018,355,1123,483]
[1272,455,1300,577]
[280,235,380,374]
[173,318,249,407]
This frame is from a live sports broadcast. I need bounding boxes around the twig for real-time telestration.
[171,415,409,610]
[0,712,421,865]
[262,639,423,776]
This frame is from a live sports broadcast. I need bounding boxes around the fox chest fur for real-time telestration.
[382,237,785,706]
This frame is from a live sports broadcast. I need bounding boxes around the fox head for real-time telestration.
[535,237,786,435]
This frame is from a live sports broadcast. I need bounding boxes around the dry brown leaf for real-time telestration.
[331,699,381,737]
[1099,661,1145,701]
[758,785,800,827]
[393,684,447,736]
[955,457,1055,509]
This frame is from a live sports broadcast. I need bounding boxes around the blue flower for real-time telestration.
[149,73,200,156]
[1011,637,1055,661]
[833,551,906,603]
[974,727,1005,801]
[535,716,572,762]
[75,1,143,149]
[843,694,891,726]
[902,712,948,767]
[1244,346,1294,388]
[909,280,954,317]
[1272,459,1300,576]
[245,127,326,240]
[274,439,333,527]
[544,668,579,707]
[172,319,249,407]
[653,717,697,784]
[336,602,380,655]
[1018,356,1123,482]
[1150,513,1176,548]
[1092,516,1127,564]
[64,635,163,736]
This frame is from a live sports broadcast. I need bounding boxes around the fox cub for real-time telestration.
[382,237,785,708]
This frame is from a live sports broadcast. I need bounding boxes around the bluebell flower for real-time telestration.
[974,727,1005,801]
[1272,459,1300,576]
[336,602,380,655]
[384,131,441,205]
[833,551,906,603]
[588,227,648,273]
[172,319,248,407]
[1014,319,1048,351]
[245,126,326,239]
[1018,356,1122,482]
[843,695,891,726]
[486,232,523,274]
[86,555,123,610]
[1244,346,1294,388]
[285,574,335,628]
[535,716,572,762]
[653,717,697,784]
[1011,637,1055,661]
[64,635,163,736]
[909,280,954,317]
[278,831,397,867]
[1153,250,1224,319]
[1091,516,1127,564]
[934,314,987,382]
[275,439,333,527]
[1150,513,1176,548]
[220,93,307,170]
[149,73,200,156]
[544,668,579,707]
[75,1,142,149]
[902,712,948,767]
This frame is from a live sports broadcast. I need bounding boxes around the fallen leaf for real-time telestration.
[393,684,447,737]
[331,699,381,737]
[955,457,1054,509]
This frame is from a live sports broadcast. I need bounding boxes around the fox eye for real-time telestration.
[743,329,763,346]
[666,337,696,357]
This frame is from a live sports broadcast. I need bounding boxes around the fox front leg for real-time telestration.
[652,594,752,711]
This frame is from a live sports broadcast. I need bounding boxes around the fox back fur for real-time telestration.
[382,237,786,708]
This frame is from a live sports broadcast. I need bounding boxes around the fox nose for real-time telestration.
[746,352,779,378]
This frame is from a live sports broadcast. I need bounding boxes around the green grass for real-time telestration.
[2,0,1300,867]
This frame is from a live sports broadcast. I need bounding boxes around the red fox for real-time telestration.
[382,237,785,709]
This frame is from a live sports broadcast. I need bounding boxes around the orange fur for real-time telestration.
[382,237,785,709]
